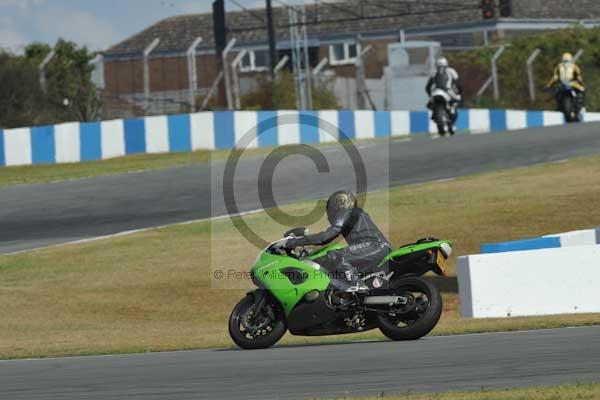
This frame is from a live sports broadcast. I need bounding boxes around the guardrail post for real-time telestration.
[527,48,541,102]
[231,49,248,110]
[187,37,203,111]
[222,39,237,110]
[143,38,160,113]
[491,45,506,100]
[356,42,373,109]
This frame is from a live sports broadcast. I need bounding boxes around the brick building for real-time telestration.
[100,0,600,117]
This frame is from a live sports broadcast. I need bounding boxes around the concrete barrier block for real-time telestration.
[390,110,410,136]
[190,112,214,150]
[481,237,561,254]
[4,127,32,166]
[545,229,599,247]
[458,245,600,318]
[468,109,490,134]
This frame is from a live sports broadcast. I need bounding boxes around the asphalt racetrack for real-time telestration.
[2,122,600,254]
[1,326,599,399]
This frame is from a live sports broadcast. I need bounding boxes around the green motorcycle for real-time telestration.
[229,228,452,349]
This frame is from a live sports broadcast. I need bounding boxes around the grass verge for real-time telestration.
[327,383,600,400]
[1,154,600,359]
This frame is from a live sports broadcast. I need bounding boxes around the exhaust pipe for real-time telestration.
[363,296,407,305]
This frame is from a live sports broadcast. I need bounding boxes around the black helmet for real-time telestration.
[326,191,356,225]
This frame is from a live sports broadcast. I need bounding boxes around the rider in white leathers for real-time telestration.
[426,57,463,128]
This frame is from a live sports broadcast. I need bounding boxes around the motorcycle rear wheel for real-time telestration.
[377,276,442,341]
[229,294,287,349]
[433,104,448,135]
[562,96,578,123]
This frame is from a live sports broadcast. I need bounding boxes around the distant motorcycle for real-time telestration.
[429,88,458,136]
[228,228,452,349]
[555,82,582,123]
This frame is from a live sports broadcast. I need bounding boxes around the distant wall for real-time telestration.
[1,108,600,167]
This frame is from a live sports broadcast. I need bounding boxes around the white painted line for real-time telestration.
[3,208,266,256]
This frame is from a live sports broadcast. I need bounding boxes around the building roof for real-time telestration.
[104,0,483,58]
[104,0,600,59]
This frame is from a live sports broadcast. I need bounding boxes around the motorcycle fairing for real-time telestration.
[252,251,331,315]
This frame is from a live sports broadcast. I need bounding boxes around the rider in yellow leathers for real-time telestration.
[545,52,585,112]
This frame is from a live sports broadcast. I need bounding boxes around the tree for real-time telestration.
[0,39,100,129]
[0,52,46,128]
[26,40,101,123]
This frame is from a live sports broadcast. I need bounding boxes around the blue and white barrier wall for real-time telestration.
[457,245,600,318]
[481,227,600,254]
[2,108,600,167]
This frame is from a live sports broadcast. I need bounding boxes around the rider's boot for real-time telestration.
[344,267,369,293]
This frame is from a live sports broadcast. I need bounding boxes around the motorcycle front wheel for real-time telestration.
[377,276,442,341]
[228,294,287,349]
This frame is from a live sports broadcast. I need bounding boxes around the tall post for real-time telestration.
[222,38,237,110]
[213,0,228,108]
[187,37,203,111]
[526,48,541,102]
[491,45,506,101]
[356,41,372,110]
[39,49,55,93]
[143,38,160,113]
[289,5,312,110]
[231,50,248,110]
[266,0,277,79]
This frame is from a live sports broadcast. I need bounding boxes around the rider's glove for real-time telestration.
[282,238,297,249]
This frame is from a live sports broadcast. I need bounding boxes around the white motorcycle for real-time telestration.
[430,88,458,136]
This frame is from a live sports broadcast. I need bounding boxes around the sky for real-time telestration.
[0,0,306,53]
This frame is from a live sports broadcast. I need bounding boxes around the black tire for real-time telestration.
[562,96,576,122]
[433,104,447,135]
[228,294,286,349]
[377,276,442,341]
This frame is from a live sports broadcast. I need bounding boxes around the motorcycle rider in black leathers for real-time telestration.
[284,191,391,291]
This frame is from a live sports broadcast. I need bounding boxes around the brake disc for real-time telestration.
[242,305,272,333]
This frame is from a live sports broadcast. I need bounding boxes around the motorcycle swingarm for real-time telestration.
[363,295,408,306]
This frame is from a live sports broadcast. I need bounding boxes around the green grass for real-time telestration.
[1,154,600,359]
[326,383,600,400]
